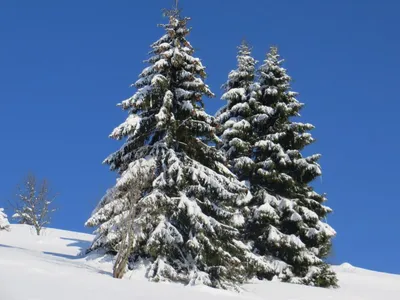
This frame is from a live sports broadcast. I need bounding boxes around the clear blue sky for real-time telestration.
[1,0,399,275]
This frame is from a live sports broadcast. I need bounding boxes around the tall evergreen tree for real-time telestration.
[217,45,337,287]
[216,42,257,181]
[247,47,337,287]
[86,10,268,290]
[216,43,289,280]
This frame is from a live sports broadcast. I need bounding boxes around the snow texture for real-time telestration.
[0,225,399,300]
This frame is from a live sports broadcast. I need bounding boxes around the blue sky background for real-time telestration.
[1,0,399,274]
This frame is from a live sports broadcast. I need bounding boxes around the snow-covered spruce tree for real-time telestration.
[246,47,337,287]
[216,43,290,281]
[216,42,257,182]
[0,208,10,231]
[86,10,266,290]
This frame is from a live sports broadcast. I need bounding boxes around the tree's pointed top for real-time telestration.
[163,0,182,19]
[266,46,281,63]
[238,38,251,52]
[270,45,279,54]
[240,38,249,47]
[238,39,252,56]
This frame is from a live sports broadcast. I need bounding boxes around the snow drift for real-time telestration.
[0,225,398,300]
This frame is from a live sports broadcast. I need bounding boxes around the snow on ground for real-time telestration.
[0,225,398,300]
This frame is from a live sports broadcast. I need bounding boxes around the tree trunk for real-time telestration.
[113,202,136,279]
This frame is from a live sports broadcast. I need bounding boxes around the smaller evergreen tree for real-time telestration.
[216,42,257,182]
[247,47,337,287]
[0,208,10,231]
[217,42,289,280]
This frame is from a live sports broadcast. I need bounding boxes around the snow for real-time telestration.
[0,208,10,230]
[0,225,399,299]
[109,114,141,139]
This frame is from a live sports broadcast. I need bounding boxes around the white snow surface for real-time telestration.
[0,225,399,300]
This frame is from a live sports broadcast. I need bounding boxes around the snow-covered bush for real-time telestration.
[0,208,10,231]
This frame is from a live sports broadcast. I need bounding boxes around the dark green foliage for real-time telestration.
[86,10,256,290]
[218,45,337,287]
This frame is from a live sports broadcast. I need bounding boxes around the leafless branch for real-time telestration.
[10,173,57,236]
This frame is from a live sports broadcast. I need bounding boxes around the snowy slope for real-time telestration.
[0,225,398,300]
